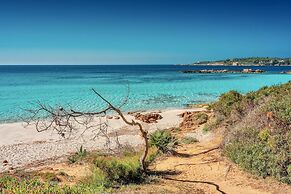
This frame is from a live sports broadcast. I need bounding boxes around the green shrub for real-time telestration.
[68,145,87,164]
[86,148,158,188]
[93,155,144,186]
[211,82,291,124]
[149,130,178,154]
[217,82,291,184]
[224,128,291,184]
[210,90,242,117]
[192,112,208,125]
[202,119,218,133]
[0,149,159,193]
[0,175,98,194]
[264,97,291,125]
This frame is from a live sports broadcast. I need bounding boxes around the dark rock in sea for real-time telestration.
[281,71,291,74]
[181,68,265,74]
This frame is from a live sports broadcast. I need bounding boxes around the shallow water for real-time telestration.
[0,65,290,122]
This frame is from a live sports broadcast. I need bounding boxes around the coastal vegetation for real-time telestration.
[211,81,291,183]
[0,130,180,193]
[149,130,178,154]
[0,142,162,193]
[189,57,291,66]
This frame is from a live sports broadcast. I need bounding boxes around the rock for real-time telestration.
[178,111,192,118]
[281,71,291,74]
[114,116,120,120]
[179,111,209,131]
[134,112,163,123]
[243,68,253,73]
[255,69,265,73]
[106,115,113,119]
[148,118,156,123]
[128,111,137,115]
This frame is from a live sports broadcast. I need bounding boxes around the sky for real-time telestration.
[0,0,290,65]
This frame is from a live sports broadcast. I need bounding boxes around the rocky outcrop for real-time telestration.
[134,112,163,123]
[181,69,265,74]
[242,68,265,73]
[178,111,209,131]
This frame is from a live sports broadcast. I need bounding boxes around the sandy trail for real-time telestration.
[129,128,291,194]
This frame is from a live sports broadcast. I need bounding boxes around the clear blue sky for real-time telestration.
[0,0,290,65]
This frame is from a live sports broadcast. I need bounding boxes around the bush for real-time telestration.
[211,82,291,124]
[149,130,178,154]
[214,82,291,184]
[0,175,97,193]
[192,112,208,125]
[201,118,219,133]
[210,90,242,118]
[68,145,87,164]
[93,156,143,186]
[85,148,158,188]
[264,97,291,125]
[224,128,291,184]
[0,148,159,193]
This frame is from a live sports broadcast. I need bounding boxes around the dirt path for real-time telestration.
[128,130,291,194]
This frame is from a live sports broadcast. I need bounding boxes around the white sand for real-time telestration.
[0,108,204,172]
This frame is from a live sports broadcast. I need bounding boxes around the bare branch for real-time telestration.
[24,87,149,171]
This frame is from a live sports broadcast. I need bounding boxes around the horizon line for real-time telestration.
[0,64,175,66]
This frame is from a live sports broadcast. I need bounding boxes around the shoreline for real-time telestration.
[0,106,205,125]
[0,107,205,172]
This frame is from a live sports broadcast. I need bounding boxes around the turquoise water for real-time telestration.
[0,65,290,122]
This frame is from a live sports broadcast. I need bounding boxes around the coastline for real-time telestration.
[0,107,205,172]
[179,64,291,67]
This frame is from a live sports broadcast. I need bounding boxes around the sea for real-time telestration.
[0,65,290,123]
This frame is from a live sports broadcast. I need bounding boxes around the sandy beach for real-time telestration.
[0,108,204,172]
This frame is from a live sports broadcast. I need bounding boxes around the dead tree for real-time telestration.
[24,88,149,172]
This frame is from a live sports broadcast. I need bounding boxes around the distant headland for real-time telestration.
[178,57,291,66]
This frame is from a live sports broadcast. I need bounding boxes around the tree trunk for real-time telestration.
[114,108,149,172]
